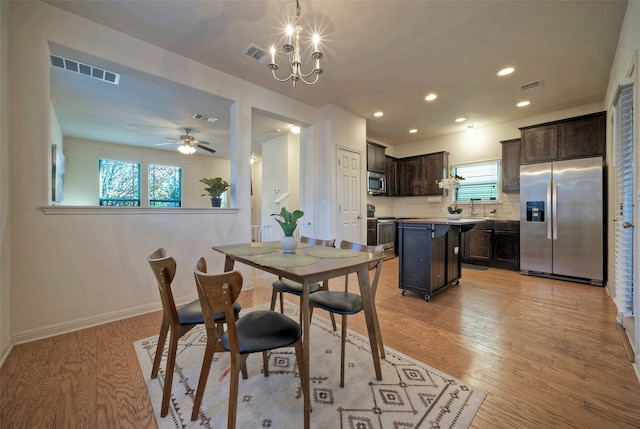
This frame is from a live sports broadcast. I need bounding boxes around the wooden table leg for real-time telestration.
[301,279,310,428]
[224,255,235,272]
[357,267,383,380]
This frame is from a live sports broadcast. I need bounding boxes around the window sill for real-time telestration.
[40,206,239,215]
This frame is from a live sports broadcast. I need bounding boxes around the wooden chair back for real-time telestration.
[193,257,244,346]
[339,240,384,296]
[147,248,180,324]
[300,236,335,247]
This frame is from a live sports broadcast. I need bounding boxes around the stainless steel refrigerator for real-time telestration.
[520,156,604,285]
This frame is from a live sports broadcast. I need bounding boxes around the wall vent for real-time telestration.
[520,80,544,92]
[192,113,218,124]
[50,54,121,85]
[242,44,269,64]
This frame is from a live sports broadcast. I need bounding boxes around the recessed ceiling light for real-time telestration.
[425,94,437,101]
[517,100,530,107]
[497,67,515,76]
[290,125,301,134]
[374,111,384,117]
[409,129,418,134]
[455,117,467,123]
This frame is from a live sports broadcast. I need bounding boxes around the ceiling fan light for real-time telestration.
[178,145,196,155]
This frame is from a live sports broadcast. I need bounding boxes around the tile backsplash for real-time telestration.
[368,193,520,221]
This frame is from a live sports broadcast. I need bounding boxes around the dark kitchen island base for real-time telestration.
[397,219,477,301]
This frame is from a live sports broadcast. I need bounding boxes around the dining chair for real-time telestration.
[270,235,337,330]
[147,248,240,418]
[190,258,305,427]
[308,240,384,387]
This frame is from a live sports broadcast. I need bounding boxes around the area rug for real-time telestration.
[134,303,486,429]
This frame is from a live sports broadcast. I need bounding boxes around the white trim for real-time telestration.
[10,294,199,345]
[40,206,239,215]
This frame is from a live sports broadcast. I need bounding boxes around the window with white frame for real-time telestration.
[149,164,182,207]
[453,161,500,202]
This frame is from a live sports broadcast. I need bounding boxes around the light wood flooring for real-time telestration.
[2,258,640,428]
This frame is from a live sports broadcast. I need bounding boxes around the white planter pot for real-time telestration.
[280,236,298,253]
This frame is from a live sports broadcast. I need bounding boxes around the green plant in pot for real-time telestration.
[447,205,463,219]
[200,177,230,207]
[271,207,304,252]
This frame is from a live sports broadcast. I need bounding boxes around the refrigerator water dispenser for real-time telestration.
[526,201,545,222]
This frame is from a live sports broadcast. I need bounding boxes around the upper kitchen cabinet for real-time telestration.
[500,138,520,193]
[519,112,605,164]
[385,156,399,196]
[399,151,449,196]
[367,141,386,173]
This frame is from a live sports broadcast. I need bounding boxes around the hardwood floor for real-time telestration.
[2,258,640,428]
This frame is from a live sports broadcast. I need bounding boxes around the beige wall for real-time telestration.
[62,138,230,207]
[0,0,11,363]
[6,1,322,346]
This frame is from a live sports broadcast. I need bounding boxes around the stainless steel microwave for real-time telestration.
[367,171,386,194]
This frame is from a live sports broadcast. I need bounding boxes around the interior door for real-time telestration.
[337,147,362,244]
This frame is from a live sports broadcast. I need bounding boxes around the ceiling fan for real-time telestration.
[156,128,216,154]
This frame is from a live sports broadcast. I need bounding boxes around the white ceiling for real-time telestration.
[45,0,627,157]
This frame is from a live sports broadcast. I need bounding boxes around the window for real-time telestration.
[99,159,140,206]
[149,164,182,207]
[453,161,500,202]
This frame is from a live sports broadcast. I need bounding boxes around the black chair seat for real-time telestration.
[309,291,363,315]
[221,310,302,354]
[272,278,321,295]
[178,300,241,325]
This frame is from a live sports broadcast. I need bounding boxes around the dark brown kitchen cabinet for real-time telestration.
[399,157,421,195]
[398,151,449,196]
[385,156,399,196]
[500,138,520,192]
[520,112,605,164]
[462,220,520,271]
[493,222,519,270]
[367,141,386,173]
[462,221,493,264]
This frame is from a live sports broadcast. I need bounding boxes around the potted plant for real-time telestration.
[200,177,230,207]
[447,205,463,220]
[271,206,304,252]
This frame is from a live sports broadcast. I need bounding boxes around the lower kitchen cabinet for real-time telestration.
[397,220,466,301]
[462,220,520,271]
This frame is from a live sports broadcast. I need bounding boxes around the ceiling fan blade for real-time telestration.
[196,144,216,154]
[155,142,178,146]
[195,140,210,145]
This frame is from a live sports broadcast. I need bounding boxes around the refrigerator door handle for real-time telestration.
[546,179,552,240]
[552,179,558,240]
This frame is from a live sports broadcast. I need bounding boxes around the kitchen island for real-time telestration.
[397,218,477,301]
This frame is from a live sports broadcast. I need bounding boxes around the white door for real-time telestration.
[337,147,362,244]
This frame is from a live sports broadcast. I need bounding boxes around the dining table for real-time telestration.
[211,241,385,429]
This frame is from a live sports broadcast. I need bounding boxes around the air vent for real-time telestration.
[520,80,544,92]
[192,113,218,124]
[50,54,121,85]
[242,44,269,64]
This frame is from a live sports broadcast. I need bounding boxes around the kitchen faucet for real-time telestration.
[469,199,479,217]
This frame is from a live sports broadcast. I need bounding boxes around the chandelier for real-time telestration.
[268,0,323,86]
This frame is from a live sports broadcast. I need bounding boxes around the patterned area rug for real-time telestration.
[134,303,485,429]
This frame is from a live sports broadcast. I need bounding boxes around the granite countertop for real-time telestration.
[396,218,480,225]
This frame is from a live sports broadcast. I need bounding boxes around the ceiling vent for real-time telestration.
[520,80,544,92]
[50,54,121,85]
[192,113,218,124]
[242,44,269,64]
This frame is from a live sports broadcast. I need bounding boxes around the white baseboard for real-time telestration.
[10,295,200,345]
